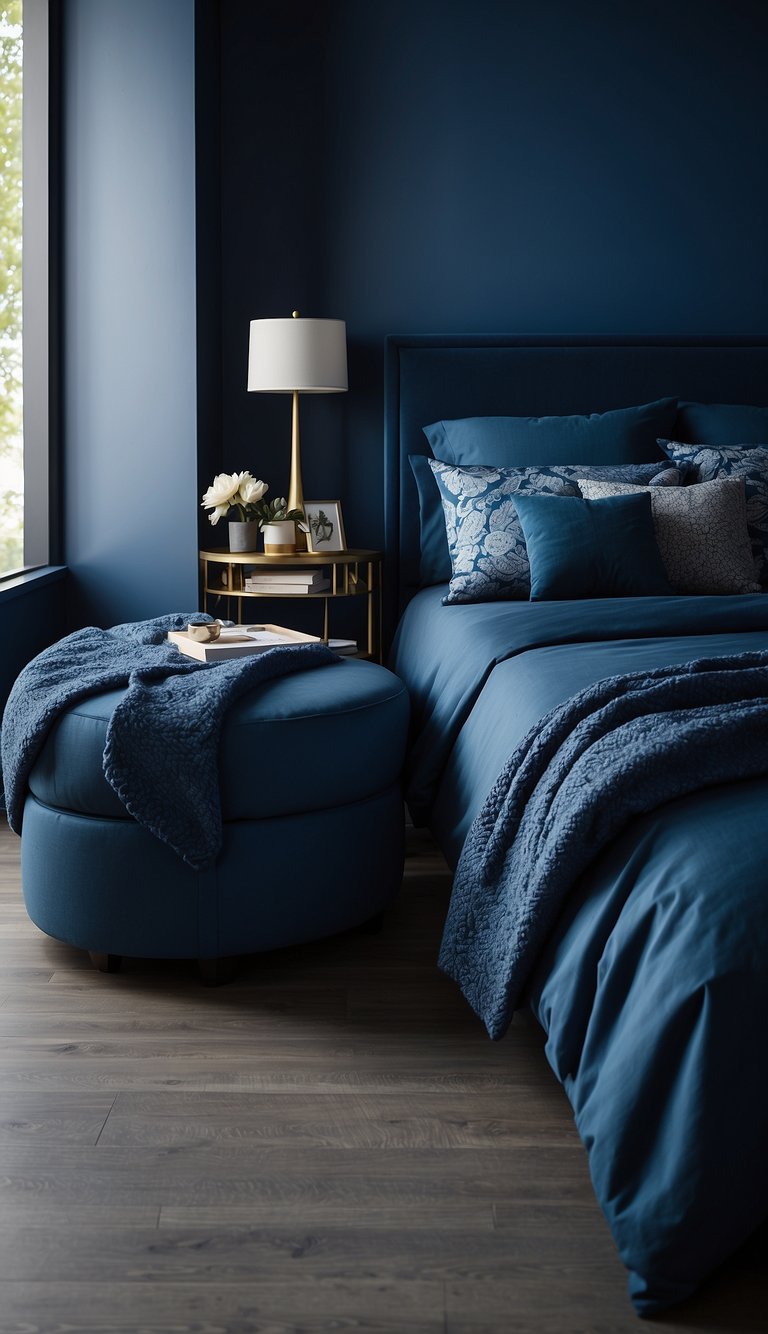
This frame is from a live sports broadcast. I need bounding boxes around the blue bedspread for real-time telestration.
[391,586,768,820]
[439,651,768,1039]
[393,589,768,1315]
[1,614,335,869]
[527,775,768,1317]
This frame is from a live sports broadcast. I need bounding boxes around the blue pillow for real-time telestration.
[512,492,672,601]
[420,458,684,595]
[409,453,454,585]
[675,402,768,445]
[423,398,677,467]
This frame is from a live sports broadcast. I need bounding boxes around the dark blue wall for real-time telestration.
[322,0,768,337]
[216,1,333,545]
[62,0,198,626]
[220,0,768,550]
[53,0,768,621]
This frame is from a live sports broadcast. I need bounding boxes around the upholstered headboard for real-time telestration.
[383,333,768,637]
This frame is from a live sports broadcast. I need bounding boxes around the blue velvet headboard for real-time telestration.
[383,333,768,637]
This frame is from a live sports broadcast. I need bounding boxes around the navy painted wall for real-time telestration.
[220,0,768,550]
[215,0,333,547]
[62,0,198,626]
[53,0,768,624]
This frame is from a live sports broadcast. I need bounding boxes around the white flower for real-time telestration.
[239,476,268,505]
[201,472,248,511]
[208,505,229,526]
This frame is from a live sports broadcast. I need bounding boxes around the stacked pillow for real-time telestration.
[660,406,768,580]
[413,398,680,587]
[511,491,672,601]
[578,476,760,595]
[673,402,768,445]
[658,440,768,585]
[430,460,681,604]
[416,398,768,604]
[424,398,678,467]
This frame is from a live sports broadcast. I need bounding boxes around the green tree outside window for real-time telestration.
[0,1,22,574]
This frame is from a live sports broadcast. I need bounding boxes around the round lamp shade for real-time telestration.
[247,317,348,394]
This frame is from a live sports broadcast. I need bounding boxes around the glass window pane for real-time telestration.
[0,1,22,576]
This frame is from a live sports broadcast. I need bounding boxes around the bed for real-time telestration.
[385,335,768,1316]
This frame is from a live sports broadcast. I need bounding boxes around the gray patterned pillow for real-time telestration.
[658,440,768,584]
[429,460,683,604]
[578,476,761,595]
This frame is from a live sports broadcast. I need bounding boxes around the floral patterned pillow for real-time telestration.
[430,460,682,605]
[658,441,768,584]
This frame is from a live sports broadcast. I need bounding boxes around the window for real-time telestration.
[0,2,23,574]
[0,0,55,580]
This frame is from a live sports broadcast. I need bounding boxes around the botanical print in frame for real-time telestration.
[304,501,347,553]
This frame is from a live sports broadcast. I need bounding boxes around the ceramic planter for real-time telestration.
[228,519,259,552]
[262,520,297,554]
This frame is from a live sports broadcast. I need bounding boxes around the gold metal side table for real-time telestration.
[199,548,384,663]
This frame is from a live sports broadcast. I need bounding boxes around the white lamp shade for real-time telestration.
[247,316,348,394]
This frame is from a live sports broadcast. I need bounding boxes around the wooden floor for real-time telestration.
[0,819,765,1333]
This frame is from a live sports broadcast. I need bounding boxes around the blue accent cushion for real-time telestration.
[578,476,761,595]
[659,439,768,585]
[675,401,768,444]
[512,492,672,601]
[429,460,683,603]
[423,398,677,468]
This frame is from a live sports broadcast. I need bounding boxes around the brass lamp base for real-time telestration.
[289,389,307,551]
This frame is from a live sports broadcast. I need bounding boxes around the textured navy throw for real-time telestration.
[1,613,337,870]
[439,651,768,1039]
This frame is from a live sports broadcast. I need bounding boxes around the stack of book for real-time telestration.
[169,624,322,662]
[244,570,330,595]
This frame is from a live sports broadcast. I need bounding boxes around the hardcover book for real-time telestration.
[168,624,322,662]
[245,570,328,586]
[244,576,330,594]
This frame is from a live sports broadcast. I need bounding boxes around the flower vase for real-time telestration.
[228,519,259,552]
[262,521,297,554]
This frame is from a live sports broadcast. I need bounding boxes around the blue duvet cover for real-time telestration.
[390,588,768,1315]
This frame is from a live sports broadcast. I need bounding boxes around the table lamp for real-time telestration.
[247,311,348,549]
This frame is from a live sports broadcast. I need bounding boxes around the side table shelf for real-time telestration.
[199,548,384,663]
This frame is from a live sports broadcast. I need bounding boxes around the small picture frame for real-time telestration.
[304,500,347,553]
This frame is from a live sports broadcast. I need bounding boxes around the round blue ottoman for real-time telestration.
[20,658,409,978]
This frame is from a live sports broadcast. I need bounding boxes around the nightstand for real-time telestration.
[199,548,383,662]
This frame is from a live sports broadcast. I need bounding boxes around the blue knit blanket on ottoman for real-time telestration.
[1,613,336,870]
[438,651,768,1040]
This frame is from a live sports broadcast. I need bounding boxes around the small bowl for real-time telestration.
[187,621,221,643]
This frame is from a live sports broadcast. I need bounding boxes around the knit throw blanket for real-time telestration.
[439,651,768,1040]
[1,613,337,870]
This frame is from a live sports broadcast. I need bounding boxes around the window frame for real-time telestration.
[18,0,60,573]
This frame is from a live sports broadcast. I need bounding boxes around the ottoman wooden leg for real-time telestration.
[198,957,238,986]
[89,951,122,974]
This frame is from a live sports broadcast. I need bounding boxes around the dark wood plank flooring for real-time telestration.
[0,817,765,1332]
